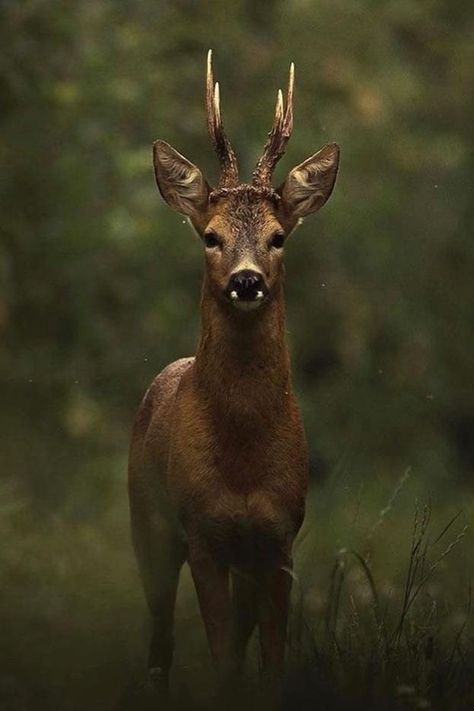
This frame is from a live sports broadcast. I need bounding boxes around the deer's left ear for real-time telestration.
[153,140,210,217]
[278,143,340,219]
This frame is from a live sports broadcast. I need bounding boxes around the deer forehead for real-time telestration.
[207,192,281,243]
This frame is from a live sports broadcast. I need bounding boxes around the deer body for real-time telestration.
[171,284,307,548]
[128,52,339,690]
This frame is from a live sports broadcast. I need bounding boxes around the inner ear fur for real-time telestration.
[153,140,210,217]
[278,143,340,219]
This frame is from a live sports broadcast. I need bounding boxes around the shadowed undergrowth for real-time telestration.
[1,464,473,711]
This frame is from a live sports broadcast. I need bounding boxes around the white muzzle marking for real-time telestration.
[230,290,265,311]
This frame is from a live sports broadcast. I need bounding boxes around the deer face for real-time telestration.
[152,52,339,312]
[199,189,284,311]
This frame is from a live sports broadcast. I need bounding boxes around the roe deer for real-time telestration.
[128,51,339,691]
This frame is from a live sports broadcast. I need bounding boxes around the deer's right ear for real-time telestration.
[153,140,210,217]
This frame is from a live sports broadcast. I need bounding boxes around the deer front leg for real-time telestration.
[188,535,232,674]
[231,569,258,672]
[257,559,292,680]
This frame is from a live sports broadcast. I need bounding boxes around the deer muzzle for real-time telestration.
[226,269,268,311]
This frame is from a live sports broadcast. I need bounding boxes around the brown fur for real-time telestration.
[129,69,339,690]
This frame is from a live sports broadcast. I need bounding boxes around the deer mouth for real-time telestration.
[225,282,269,311]
[228,289,267,311]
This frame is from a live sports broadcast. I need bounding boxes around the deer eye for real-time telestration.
[203,231,221,249]
[269,231,285,250]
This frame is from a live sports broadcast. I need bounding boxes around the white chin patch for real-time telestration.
[230,290,265,311]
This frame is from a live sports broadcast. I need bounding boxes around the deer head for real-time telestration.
[153,51,339,313]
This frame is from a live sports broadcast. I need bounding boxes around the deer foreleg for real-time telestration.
[188,536,232,673]
[257,561,292,680]
[230,569,258,672]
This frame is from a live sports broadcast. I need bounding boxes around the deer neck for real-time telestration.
[194,277,292,422]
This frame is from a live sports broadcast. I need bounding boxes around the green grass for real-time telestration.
[0,464,472,710]
[288,470,473,710]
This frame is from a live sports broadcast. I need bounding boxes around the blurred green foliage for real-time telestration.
[1,0,473,507]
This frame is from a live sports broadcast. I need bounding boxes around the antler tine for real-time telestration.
[206,49,217,141]
[283,62,294,136]
[206,50,239,188]
[252,62,295,188]
[273,89,285,135]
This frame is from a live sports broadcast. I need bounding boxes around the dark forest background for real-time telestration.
[0,1,473,709]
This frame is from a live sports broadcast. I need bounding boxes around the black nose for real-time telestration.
[229,269,264,300]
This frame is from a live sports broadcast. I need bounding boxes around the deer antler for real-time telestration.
[206,50,239,188]
[252,63,294,188]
